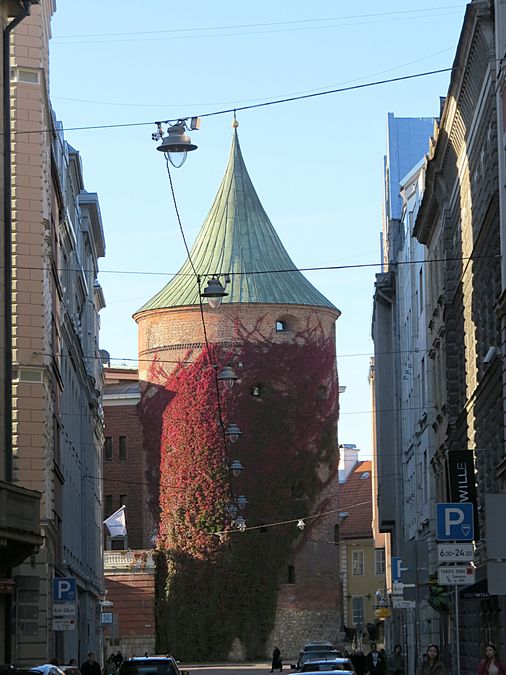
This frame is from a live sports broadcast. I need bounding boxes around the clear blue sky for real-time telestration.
[49,1,468,458]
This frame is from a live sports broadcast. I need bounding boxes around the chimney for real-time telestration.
[339,444,359,483]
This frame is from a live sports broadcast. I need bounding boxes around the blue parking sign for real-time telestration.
[53,577,77,602]
[436,503,474,541]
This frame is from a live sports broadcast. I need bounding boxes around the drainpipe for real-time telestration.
[3,2,34,664]
[3,0,32,483]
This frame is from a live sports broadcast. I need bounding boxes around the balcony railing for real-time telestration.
[104,549,155,572]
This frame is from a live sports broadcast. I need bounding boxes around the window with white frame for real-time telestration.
[375,548,385,575]
[352,596,365,626]
[352,550,364,575]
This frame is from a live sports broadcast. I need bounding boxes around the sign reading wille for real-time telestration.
[447,449,480,539]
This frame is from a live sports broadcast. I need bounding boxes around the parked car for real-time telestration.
[30,666,65,675]
[119,657,187,675]
[300,658,355,673]
[303,643,336,653]
[296,651,343,670]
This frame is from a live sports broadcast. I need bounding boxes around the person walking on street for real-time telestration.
[477,643,506,675]
[387,645,405,675]
[104,656,118,675]
[367,643,386,675]
[114,652,124,669]
[351,650,367,675]
[271,647,283,672]
[416,645,446,675]
[81,653,102,675]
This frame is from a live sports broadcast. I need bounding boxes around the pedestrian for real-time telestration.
[387,645,405,675]
[477,643,506,675]
[68,660,78,667]
[104,656,118,675]
[271,647,283,672]
[367,643,386,675]
[416,645,446,675]
[81,653,102,675]
[351,650,367,675]
[114,653,124,669]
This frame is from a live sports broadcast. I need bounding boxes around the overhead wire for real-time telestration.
[52,6,465,40]
[8,65,461,138]
[9,252,501,279]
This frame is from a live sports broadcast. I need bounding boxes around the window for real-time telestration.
[104,436,113,461]
[351,596,365,626]
[119,494,127,508]
[110,538,126,551]
[352,550,364,575]
[250,384,263,398]
[276,320,287,332]
[419,268,424,314]
[291,481,305,498]
[334,524,340,544]
[105,495,113,516]
[119,436,127,461]
[287,565,296,584]
[375,549,385,575]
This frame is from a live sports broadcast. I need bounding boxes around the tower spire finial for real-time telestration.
[232,110,239,129]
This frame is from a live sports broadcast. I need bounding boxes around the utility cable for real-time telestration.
[9,252,502,278]
[8,65,461,137]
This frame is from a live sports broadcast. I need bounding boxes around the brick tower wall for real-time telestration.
[135,302,341,658]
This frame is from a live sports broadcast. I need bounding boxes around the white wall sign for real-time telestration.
[437,543,474,562]
[438,565,475,586]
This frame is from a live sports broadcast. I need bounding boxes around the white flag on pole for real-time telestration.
[104,505,127,537]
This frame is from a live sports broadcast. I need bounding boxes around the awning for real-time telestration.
[460,578,493,600]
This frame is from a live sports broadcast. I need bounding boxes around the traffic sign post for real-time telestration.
[53,577,77,631]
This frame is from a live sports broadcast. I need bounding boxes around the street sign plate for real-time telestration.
[53,577,77,603]
[53,617,76,631]
[438,565,475,586]
[436,503,474,541]
[438,543,474,562]
[53,602,76,616]
[101,612,113,624]
[392,598,416,609]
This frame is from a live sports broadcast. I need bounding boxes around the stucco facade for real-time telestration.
[10,2,107,663]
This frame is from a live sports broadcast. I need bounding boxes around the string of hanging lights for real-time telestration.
[157,120,249,533]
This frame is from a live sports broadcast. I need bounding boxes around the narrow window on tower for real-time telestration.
[104,436,113,462]
[276,319,287,332]
[287,565,296,584]
[119,436,127,461]
[250,384,263,398]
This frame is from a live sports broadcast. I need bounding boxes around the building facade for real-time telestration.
[10,2,107,663]
[133,127,342,660]
[338,449,386,648]
[102,366,156,656]
[0,0,42,664]
[414,2,505,670]
[372,112,441,667]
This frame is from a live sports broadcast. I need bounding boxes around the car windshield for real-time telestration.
[303,653,338,662]
[302,664,352,672]
[120,662,177,675]
[304,646,334,652]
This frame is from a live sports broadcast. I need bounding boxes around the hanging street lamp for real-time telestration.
[218,365,239,390]
[200,276,228,309]
[225,423,242,443]
[154,118,200,168]
[229,459,244,477]
[236,495,248,510]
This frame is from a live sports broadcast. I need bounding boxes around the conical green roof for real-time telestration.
[136,129,337,313]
